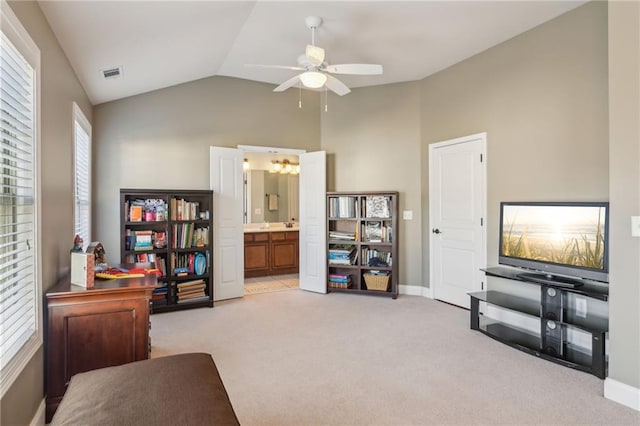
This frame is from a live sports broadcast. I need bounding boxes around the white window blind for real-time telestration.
[0,2,40,397]
[0,30,38,373]
[73,104,90,249]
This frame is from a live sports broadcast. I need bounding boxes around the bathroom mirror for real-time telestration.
[242,150,300,224]
[245,170,299,224]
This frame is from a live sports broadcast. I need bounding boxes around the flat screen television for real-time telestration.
[499,201,609,287]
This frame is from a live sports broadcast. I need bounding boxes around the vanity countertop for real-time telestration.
[243,226,299,234]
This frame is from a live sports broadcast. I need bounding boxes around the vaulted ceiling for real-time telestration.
[38,1,585,105]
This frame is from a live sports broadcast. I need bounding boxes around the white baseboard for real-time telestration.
[399,285,431,298]
[604,377,640,411]
[30,398,46,425]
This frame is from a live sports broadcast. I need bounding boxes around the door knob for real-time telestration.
[432,228,442,234]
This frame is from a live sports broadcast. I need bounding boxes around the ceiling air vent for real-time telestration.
[101,66,122,80]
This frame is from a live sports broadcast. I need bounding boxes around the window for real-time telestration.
[73,103,91,249]
[0,3,41,397]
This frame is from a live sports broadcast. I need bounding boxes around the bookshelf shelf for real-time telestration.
[327,191,398,298]
[120,189,214,313]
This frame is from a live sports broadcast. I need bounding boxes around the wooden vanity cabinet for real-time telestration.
[270,231,299,274]
[244,230,298,277]
[244,232,270,277]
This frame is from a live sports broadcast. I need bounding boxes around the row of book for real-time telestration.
[125,198,168,222]
[172,224,209,249]
[170,198,207,221]
[123,253,168,277]
[176,279,208,303]
[362,248,392,267]
[328,196,393,219]
[170,251,209,276]
[328,196,358,218]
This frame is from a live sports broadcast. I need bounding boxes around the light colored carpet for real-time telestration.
[150,291,639,425]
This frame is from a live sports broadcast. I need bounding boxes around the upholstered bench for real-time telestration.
[51,353,239,425]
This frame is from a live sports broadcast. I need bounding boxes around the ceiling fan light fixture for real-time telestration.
[300,71,327,89]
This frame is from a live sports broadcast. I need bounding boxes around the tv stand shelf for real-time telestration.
[470,266,608,379]
[482,267,608,301]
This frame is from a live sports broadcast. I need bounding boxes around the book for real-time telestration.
[129,205,143,222]
[364,222,383,242]
[365,196,391,218]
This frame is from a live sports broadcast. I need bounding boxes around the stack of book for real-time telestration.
[328,247,357,265]
[328,273,352,289]
[329,230,356,241]
[133,230,153,251]
[176,279,207,303]
[152,284,168,306]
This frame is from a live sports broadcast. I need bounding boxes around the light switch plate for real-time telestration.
[632,216,640,237]
[403,210,413,220]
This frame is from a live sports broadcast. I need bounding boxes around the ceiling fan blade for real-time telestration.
[246,64,305,71]
[325,74,350,96]
[273,75,301,92]
[305,45,325,66]
[323,63,383,75]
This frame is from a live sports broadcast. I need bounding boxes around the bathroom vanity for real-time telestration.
[244,225,299,277]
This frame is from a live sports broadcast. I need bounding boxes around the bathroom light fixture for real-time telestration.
[299,71,327,89]
[270,159,299,175]
[243,158,250,171]
[270,160,282,173]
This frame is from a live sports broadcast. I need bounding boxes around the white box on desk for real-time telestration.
[71,252,94,288]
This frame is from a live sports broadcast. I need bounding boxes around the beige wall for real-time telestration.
[320,82,423,286]
[93,76,320,263]
[2,1,92,424]
[420,0,608,287]
[608,0,640,391]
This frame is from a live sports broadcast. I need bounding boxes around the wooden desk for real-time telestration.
[45,274,157,422]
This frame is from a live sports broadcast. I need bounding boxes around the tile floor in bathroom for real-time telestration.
[244,274,300,295]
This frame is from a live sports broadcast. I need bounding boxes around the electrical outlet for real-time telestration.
[576,297,587,318]
[403,210,413,220]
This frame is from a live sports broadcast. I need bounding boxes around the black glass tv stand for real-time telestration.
[469,266,608,379]
[516,272,584,288]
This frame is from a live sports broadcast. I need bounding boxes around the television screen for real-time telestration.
[499,202,609,284]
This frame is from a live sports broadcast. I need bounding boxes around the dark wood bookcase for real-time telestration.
[120,189,214,312]
[326,191,398,298]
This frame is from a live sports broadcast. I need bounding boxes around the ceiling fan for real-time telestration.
[248,16,383,96]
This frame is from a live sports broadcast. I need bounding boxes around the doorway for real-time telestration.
[241,147,303,296]
[429,133,487,309]
[210,146,327,301]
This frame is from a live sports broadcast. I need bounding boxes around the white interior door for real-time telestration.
[299,151,327,293]
[429,133,486,308]
[210,147,244,301]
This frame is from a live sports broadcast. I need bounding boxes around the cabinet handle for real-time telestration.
[432,228,442,234]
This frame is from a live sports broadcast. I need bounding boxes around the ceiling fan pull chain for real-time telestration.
[325,86,328,112]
